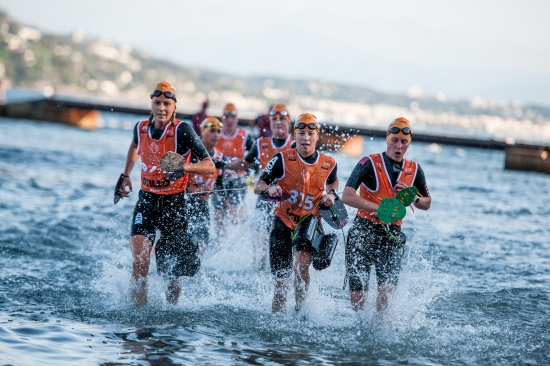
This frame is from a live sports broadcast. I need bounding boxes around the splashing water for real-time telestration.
[1,117,549,365]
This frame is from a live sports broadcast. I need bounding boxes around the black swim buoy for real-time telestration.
[318,196,348,229]
[292,215,323,251]
[398,232,406,245]
[312,233,339,271]
[292,215,339,271]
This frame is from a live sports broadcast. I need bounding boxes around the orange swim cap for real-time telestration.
[150,81,177,101]
[269,103,291,121]
[223,103,237,114]
[200,116,223,134]
[154,81,176,94]
[386,117,412,142]
[294,113,320,131]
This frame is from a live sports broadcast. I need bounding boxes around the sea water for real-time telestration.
[0,115,549,365]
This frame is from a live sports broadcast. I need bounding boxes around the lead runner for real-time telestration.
[117,81,215,306]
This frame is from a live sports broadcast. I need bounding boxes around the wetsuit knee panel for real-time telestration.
[349,274,370,292]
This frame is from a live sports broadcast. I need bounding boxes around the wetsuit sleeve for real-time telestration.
[189,152,200,164]
[413,164,430,198]
[244,140,259,164]
[245,133,255,151]
[176,122,209,160]
[258,152,284,185]
[214,172,225,196]
[290,141,296,149]
[345,157,376,190]
[132,121,140,145]
[326,163,338,185]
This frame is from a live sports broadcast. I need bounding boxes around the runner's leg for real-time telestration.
[293,250,312,311]
[130,234,152,306]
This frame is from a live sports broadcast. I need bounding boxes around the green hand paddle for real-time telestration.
[376,198,406,224]
[395,186,419,206]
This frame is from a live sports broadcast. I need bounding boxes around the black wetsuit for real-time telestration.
[186,150,227,246]
[130,120,209,277]
[344,152,430,291]
[259,151,338,278]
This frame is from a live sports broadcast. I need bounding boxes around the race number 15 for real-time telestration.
[288,190,314,210]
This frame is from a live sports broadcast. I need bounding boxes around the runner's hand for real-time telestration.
[120,177,132,197]
[394,182,408,193]
[266,185,282,198]
[321,193,335,207]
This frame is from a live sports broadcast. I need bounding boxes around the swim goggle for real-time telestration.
[223,111,237,117]
[269,109,289,117]
[150,90,177,102]
[202,121,223,130]
[387,126,412,135]
[295,122,319,130]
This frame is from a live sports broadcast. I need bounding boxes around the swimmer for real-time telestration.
[186,116,227,255]
[341,117,431,312]
[227,103,294,267]
[254,113,339,313]
[117,81,215,306]
[213,103,255,230]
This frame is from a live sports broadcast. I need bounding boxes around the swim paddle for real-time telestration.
[160,151,185,180]
[113,173,125,204]
[376,198,406,224]
[319,196,348,229]
[395,186,419,206]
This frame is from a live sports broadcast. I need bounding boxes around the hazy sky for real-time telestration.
[2,0,549,107]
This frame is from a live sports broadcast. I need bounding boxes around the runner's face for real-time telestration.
[386,135,410,161]
[151,96,176,124]
[202,128,222,148]
[294,129,319,157]
[270,116,290,139]
[221,113,238,133]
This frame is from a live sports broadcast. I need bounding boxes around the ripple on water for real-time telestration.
[0,320,106,365]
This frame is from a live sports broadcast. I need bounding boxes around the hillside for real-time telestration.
[0,10,549,141]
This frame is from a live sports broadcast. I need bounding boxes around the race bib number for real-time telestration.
[288,190,315,211]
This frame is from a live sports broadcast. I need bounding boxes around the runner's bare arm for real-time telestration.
[254,179,269,194]
[254,179,282,197]
[183,157,215,175]
[413,195,431,210]
[120,141,139,197]
[341,186,379,213]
